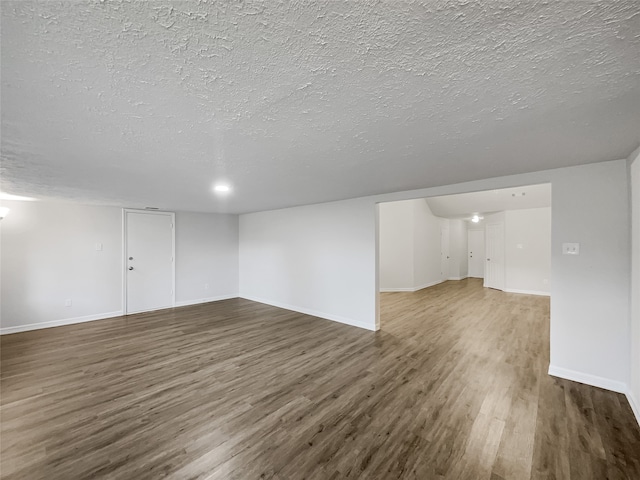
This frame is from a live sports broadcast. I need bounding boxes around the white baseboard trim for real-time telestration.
[175,294,238,308]
[504,288,550,297]
[0,296,239,335]
[380,279,444,293]
[0,310,124,335]
[627,391,640,427]
[239,295,375,331]
[414,280,445,291]
[448,276,468,281]
[548,365,627,394]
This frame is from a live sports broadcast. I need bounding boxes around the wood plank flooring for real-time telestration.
[1,278,639,479]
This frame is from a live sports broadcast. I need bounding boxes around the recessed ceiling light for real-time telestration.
[213,184,231,193]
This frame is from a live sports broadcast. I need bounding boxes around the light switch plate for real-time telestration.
[562,243,580,255]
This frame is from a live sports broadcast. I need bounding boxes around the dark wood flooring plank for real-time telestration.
[1,279,639,479]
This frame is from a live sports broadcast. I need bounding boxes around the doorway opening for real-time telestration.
[376,183,551,329]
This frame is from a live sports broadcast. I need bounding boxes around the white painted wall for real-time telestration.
[378,200,415,290]
[413,200,443,289]
[0,202,239,333]
[238,159,631,393]
[378,199,443,291]
[448,219,468,280]
[629,147,640,424]
[1,201,123,332]
[175,212,239,307]
[505,208,551,295]
[484,211,506,226]
[239,197,376,330]
[548,161,629,392]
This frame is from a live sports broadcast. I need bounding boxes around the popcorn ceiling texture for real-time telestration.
[1,0,639,213]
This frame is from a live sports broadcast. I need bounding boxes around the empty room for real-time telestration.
[1,1,640,479]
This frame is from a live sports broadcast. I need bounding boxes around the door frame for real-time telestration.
[440,222,450,281]
[122,209,176,315]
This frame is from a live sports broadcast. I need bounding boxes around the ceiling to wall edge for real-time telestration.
[377,183,552,221]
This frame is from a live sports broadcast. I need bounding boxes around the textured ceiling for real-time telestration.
[1,0,639,214]
[425,183,551,219]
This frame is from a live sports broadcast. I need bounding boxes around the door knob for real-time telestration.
[129,257,133,260]
[128,266,134,271]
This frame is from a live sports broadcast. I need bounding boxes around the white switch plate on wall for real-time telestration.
[562,243,580,255]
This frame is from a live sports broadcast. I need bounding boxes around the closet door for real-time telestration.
[484,223,504,291]
[124,210,175,314]
[468,229,485,278]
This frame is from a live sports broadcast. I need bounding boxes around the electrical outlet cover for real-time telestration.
[562,243,580,255]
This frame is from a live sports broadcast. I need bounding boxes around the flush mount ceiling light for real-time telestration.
[470,214,484,223]
[213,184,231,194]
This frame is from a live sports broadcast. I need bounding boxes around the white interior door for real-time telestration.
[440,224,450,281]
[484,223,505,290]
[125,210,175,314]
[468,229,485,278]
